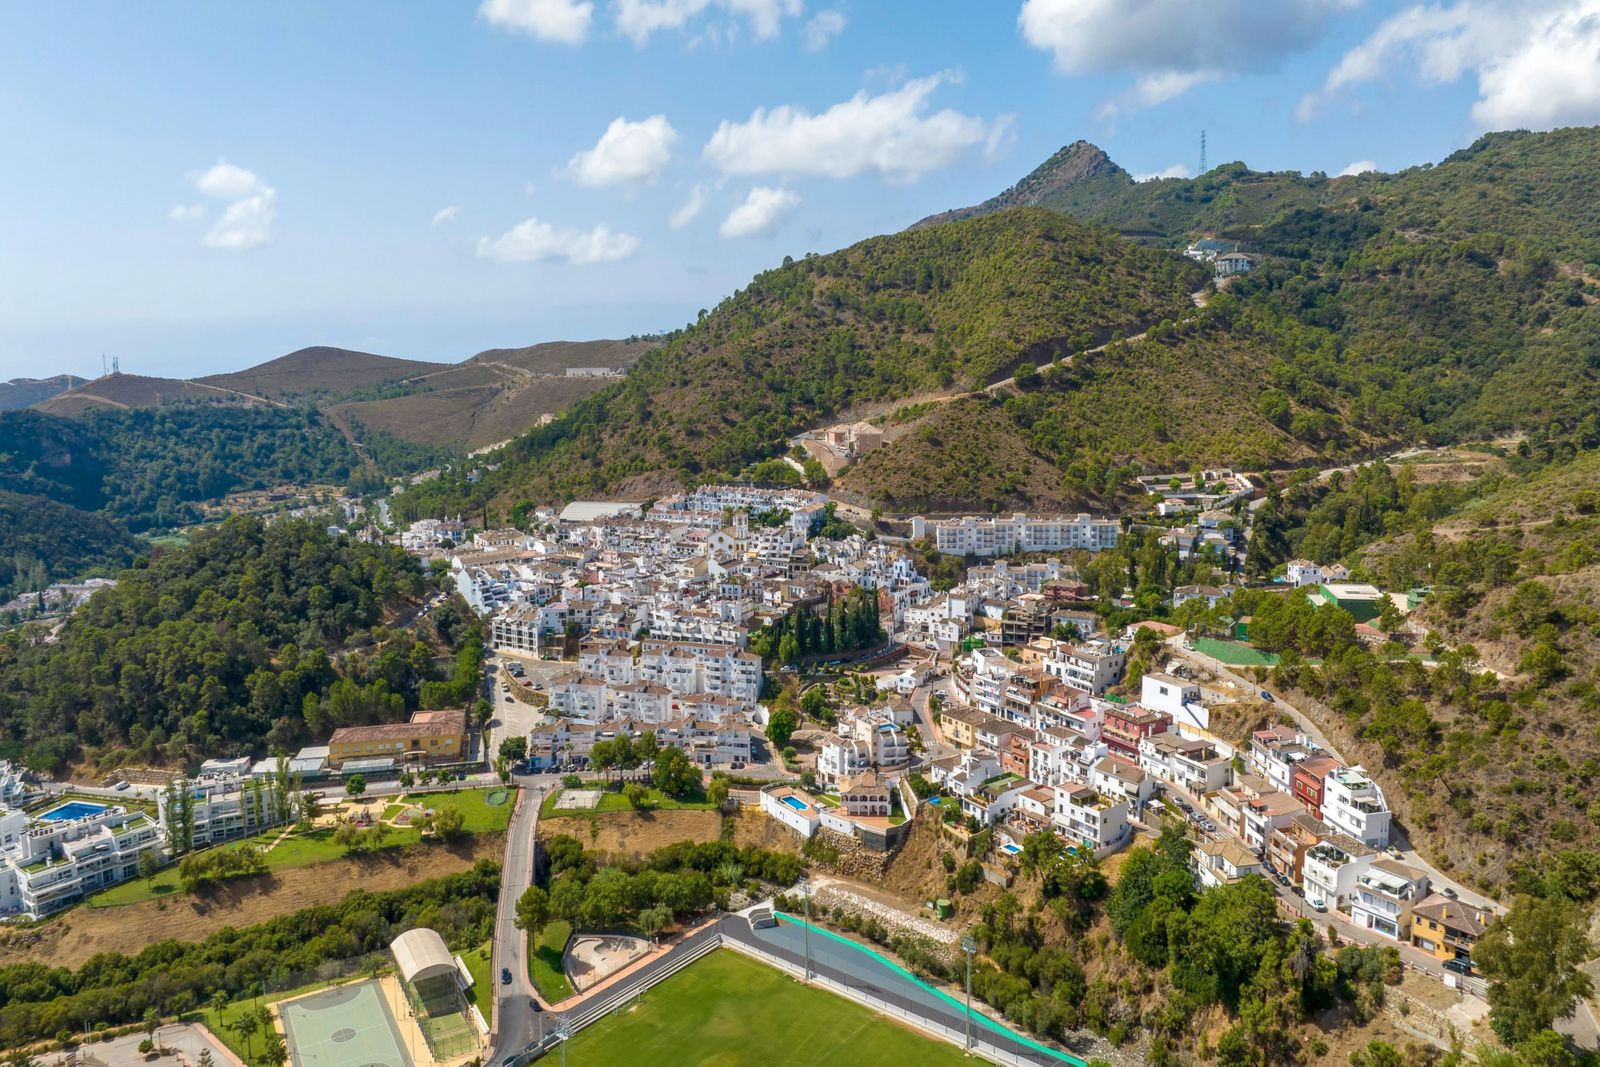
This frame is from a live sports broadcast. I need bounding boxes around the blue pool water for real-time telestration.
[1000,843,1022,856]
[780,795,810,812]
[40,801,107,821]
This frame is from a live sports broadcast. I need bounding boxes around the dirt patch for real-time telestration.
[539,809,724,858]
[730,810,802,853]
[0,837,500,970]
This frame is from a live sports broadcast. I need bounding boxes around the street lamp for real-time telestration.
[960,934,977,1051]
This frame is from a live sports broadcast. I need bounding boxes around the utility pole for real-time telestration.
[1199,129,1207,177]
[961,934,976,1051]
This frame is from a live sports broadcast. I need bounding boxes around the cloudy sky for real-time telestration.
[4,0,1600,380]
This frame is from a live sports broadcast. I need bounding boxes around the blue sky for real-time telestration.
[3,0,1598,381]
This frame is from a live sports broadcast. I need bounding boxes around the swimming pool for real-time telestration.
[39,801,107,822]
[780,795,811,812]
[999,842,1022,856]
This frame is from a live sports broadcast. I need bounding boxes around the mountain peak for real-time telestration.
[911,139,1132,229]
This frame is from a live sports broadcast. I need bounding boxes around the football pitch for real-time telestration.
[565,949,976,1066]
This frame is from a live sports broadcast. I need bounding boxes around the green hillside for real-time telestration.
[0,491,145,603]
[0,516,481,772]
[0,406,362,531]
[396,127,1600,520]
[396,208,1207,518]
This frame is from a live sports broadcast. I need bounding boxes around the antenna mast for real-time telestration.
[1198,130,1207,176]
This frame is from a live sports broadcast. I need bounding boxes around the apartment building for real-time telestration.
[0,804,162,918]
[1248,725,1319,794]
[1138,733,1233,796]
[1301,833,1379,910]
[1102,705,1171,763]
[636,640,763,703]
[910,513,1120,558]
[1041,639,1128,695]
[1321,766,1392,847]
[1350,859,1430,940]
[1051,783,1131,857]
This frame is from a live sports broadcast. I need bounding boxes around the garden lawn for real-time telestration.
[566,949,973,1066]
[529,920,574,1003]
[539,785,714,818]
[86,787,512,909]
[462,942,494,1018]
[1191,637,1281,667]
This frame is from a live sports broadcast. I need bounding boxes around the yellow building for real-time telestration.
[1409,895,1487,963]
[938,705,986,749]
[327,710,466,767]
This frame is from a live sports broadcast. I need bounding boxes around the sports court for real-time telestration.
[279,980,415,1067]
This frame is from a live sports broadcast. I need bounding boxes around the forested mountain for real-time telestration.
[0,491,145,603]
[395,126,1600,520]
[395,209,1206,519]
[0,516,481,772]
[0,407,362,531]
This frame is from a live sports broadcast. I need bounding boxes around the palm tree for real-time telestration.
[232,1011,258,1058]
[143,1006,161,1052]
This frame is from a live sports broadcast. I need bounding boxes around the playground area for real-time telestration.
[279,980,414,1067]
[563,933,653,992]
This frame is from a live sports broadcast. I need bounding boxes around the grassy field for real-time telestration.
[1191,638,1281,667]
[539,784,715,818]
[565,949,974,1066]
[529,919,575,1003]
[87,788,513,908]
[462,942,494,1018]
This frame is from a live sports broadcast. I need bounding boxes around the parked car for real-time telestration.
[1442,886,1459,900]
[1442,958,1473,976]
[1310,898,1328,913]
[1290,885,1304,897]
[1260,690,1274,702]
[500,968,512,985]
[114,781,131,791]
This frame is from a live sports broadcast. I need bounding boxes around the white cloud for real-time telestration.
[192,161,269,201]
[203,194,276,250]
[1132,164,1193,182]
[168,204,205,223]
[1019,0,1355,114]
[704,73,1005,183]
[564,115,678,187]
[669,184,707,228]
[1338,159,1378,176]
[718,186,799,238]
[802,8,847,52]
[479,0,593,44]
[614,0,801,45]
[476,217,639,264]
[1301,0,1600,130]
[431,205,463,227]
[186,161,276,250]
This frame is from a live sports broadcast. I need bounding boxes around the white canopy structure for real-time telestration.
[391,928,457,985]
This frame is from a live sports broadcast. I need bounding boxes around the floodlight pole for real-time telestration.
[961,934,977,1051]
[802,883,812,982]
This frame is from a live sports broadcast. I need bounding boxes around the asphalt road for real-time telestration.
[486,779,548,1066]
